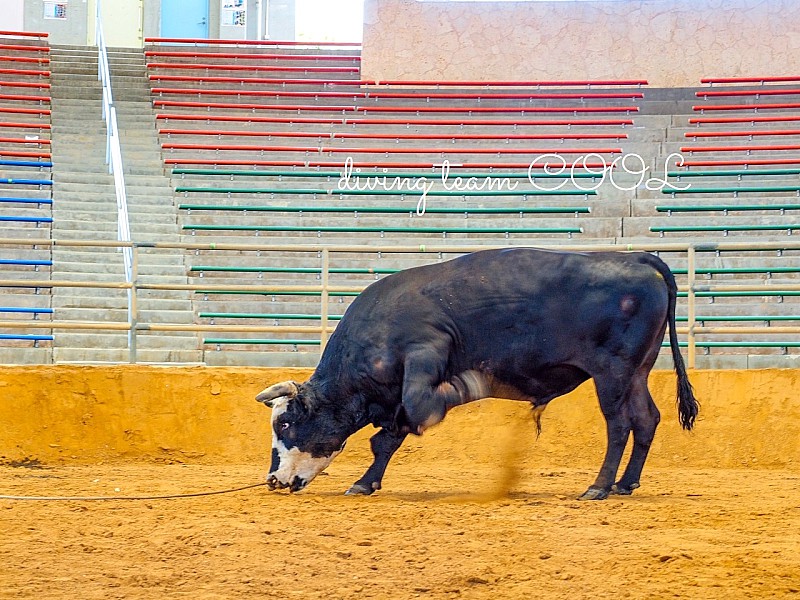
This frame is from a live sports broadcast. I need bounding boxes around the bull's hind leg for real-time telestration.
[612,373,661,496]
[346,428,407,496]
[579,377,634,501]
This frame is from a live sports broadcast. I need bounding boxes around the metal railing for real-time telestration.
[4,238,800,366]
[96,1,135,354]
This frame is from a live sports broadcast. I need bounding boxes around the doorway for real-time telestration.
[160,0,209,38]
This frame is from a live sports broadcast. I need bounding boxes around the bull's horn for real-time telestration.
[255,381,299,407]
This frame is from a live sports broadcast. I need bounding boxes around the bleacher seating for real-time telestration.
[1,35,800,365]
[639,77,800,244]
[139,45,800,364]
[631,76,800,363]
[142,40,649,354]
[0,31,52,350]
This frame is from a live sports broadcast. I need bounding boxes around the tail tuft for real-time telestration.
[675,359,699,431]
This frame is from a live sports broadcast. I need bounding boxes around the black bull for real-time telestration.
[255,248,699,500]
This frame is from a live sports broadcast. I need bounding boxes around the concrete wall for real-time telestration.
[1,366,799,471]
[362,0,800,88]
[23,0,89,45]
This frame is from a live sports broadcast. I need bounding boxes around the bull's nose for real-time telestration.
[266,474,288,491]
[288,477,307,493]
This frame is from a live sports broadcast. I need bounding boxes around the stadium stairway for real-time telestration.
[45,45,200,363]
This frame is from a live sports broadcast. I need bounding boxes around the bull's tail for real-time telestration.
[649,255,700,431]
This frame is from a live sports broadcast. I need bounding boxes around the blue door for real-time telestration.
[161,0,209,38]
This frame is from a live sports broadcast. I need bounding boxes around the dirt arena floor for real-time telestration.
[1,366,799,598]
[2,462,799,599]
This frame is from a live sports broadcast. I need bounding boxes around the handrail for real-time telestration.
[96,0,135,358]
[5,238,800,366]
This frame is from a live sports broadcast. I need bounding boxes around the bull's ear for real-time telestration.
[255,381,299,408]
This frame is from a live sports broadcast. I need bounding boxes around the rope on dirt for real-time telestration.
[0,481,268,502]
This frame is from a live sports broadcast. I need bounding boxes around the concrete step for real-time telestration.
[54,330,198,350]
[49,73,101,85]
[54,247,186,265]
[53,218,177,234]
[51,230,185,243]
[0,269,52,283]
[55,306,195,324]
[0,347,52,365]
[0,227,52,241]
[53,346,204,364]
[53,202,176,217]
[51,292,191,310]
[0,291,53,308]
[53,177,171,191]
[48,269,188,286]
[52,259,187,278]
[203,349,319,368]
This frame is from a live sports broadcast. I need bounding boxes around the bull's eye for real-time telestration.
[280,422,291,432]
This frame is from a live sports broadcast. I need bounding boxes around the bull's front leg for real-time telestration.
[345,428,407,496]
[402,347,489,434]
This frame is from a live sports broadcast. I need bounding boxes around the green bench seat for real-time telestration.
[678,290,800,298]
[663,185,800,197]
[200,312,344,321]
[652,224,800,236]
[675,315,800,323]
[657,204,800,215]
[204,338,321,347]
[184,223,583,237]
[191,265,399,275]
[176,186,596,198]
[663,340,800,349]
[671,266,800,276]
[180,204,590,216]
[172,168,606,181]
[197,290,360,297]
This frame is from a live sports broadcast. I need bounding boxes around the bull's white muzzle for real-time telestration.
[266,441,344,493]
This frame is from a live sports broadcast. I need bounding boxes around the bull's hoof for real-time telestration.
[577,486,609,501]
[610,482,640,496]
[344,483,375,496]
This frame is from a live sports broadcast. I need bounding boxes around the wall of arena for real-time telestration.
[2,365,799,470]
[361,0,800,87]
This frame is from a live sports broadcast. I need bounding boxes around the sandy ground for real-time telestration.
[2,458,799,599]
[2,366,800,598]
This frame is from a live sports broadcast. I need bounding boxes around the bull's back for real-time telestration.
[324,248,672,381]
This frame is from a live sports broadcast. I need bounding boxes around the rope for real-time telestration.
[0,481,267,502]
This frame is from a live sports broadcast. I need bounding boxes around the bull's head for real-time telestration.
[256,380,352,492]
